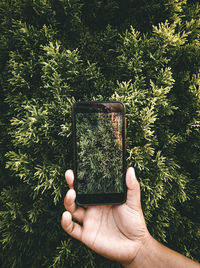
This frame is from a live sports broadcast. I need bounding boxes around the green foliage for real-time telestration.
[76,112,123,194]
[0,0,200,267]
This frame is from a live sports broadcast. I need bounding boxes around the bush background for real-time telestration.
[0,0,199,267]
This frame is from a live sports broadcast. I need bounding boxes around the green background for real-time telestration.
[0,0,200,267]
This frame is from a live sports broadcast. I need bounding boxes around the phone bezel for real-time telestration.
[72,101,126,206]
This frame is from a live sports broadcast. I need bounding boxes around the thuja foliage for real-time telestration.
[76,112,123,194]
[0,0,199,267]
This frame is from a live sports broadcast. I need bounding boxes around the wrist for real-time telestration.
[122,233,200,268]
[122,232,156,268]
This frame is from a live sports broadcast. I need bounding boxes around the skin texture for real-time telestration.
[61,167,148,265]
[61,167,200,268]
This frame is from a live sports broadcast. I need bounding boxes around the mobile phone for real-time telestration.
[72,101,126,205]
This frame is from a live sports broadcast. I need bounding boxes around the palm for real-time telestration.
[61,168,148,265]
[81,204,146,263]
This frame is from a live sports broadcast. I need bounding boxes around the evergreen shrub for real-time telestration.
[0,0,199,267]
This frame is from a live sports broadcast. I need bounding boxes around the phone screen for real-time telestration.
[73,101,126,205]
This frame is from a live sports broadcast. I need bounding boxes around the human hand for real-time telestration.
[61,167,150,266]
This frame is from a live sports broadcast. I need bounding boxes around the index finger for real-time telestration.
[65,169,74,189]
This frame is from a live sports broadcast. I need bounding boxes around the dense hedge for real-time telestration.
[0,0,200,267]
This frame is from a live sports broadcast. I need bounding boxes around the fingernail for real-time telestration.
[129,167,136,177]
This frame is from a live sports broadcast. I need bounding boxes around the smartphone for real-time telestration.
[72,101,126,205]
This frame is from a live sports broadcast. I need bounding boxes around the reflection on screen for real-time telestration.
[76,112,123,194]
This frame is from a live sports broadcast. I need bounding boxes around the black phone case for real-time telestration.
[72,101,126,206]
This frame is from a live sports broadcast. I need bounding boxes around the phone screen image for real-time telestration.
[73,101,126,205]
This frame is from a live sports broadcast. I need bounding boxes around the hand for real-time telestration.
[61,167,149,265]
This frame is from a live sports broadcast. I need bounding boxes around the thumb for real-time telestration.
[126,167,141,209]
